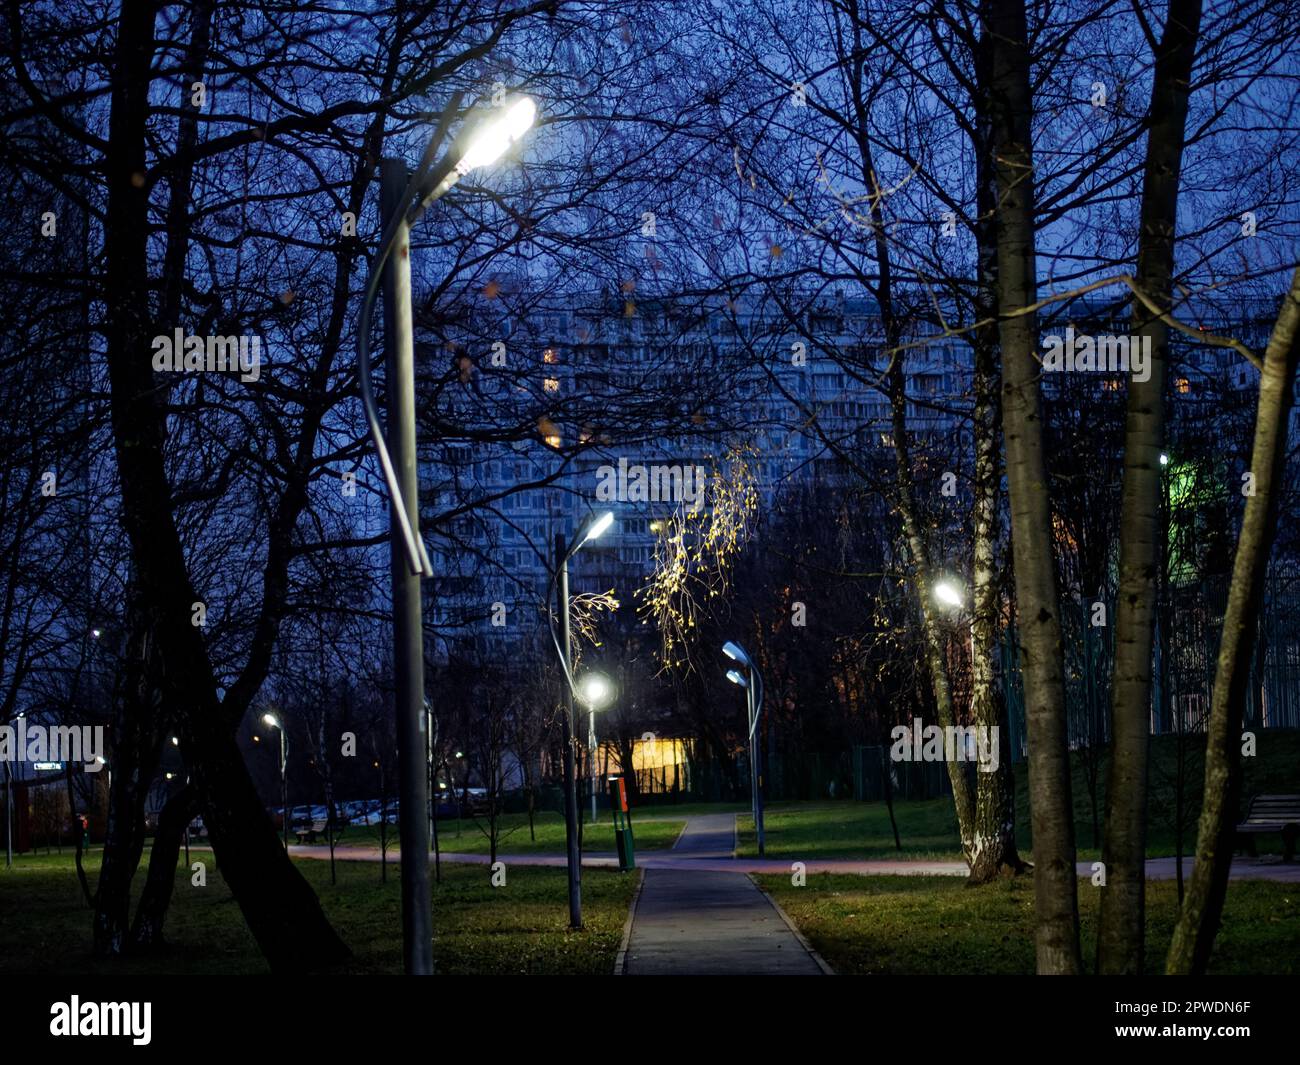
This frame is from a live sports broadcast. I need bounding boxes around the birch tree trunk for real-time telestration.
[986,0,1083,972]
[1098,0,1203,976]
[855,100,976,855]
[1166,267,1300,974]
[969,36,1024,881]
[968,323,1025,882]
[886,353,976,856]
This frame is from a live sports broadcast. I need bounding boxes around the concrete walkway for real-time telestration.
[620,814,825,975]
[622,869,826,974]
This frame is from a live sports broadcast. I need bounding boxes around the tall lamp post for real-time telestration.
[934,578,986,767]
[547,510,615,929]
[579,671,614,824]
[263,713,288,849]
[722,640,765,856]
[355,94,538,974]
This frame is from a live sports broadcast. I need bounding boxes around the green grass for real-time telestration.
[627,801,749,819]
[0,850,638,975]
[759,872,1300,975]
[735,730,1300,861]
[736,799,963,860]
[332,810,684,855]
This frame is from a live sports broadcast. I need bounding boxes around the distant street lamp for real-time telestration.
[354,92,538,975]
[547,510,615,929]
[578,671,614,824]
[722,640,765,856]
[263,713,288,850]
[933,577,976,664]
[933,579,964,608]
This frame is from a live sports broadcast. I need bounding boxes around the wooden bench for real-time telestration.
[294,820,328,845]
[1235,794,1300,861]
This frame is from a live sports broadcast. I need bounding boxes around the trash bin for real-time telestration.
[607,775,635,871]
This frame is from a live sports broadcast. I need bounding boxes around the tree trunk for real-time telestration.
[886,352,977,856]
[1166,267,1300,974]
[130,784,200,950]
[855,100,976,856]
[64,764,93,906]
[1098,0,1203,976]
[986,0,1083,972]
[101,1,349,971]
[969,158,1025,882]
[196,731,350,970]
[93,597,164,956]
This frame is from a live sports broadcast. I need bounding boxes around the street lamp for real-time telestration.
[354,92,538,975]
[933,579,964,608]
[546,510,615,929]
[263,713,288,850]
[722,640,765,856]
[578,671,614,824]
[933,577,976,665]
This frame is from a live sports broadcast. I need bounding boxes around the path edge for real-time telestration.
[613,867,646,975]
[746,872,835,976]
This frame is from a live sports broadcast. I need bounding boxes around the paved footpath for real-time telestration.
[282,837,1300,883]
[620,814,826,975]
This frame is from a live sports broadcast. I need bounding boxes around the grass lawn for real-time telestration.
[627,801,749,819]
[737,799,964,860]
[333,809,684,854]
[736,730,1300,861]
[0,850,638,975]
[759,872,1300,975]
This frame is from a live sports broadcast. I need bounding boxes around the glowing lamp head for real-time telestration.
[722,641,751,668]
[933,580,964,609]
[577,510,615,550]
[579,672,613,709]
[458,96,536,173]
[262,713,280,729]
[725,668,748,689]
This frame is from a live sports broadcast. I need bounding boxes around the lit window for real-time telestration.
[543,348,558,364]
[545,433,561,448]
[544,378,560,393]
[1102,378,1121,391]
[1176,377,1190,394]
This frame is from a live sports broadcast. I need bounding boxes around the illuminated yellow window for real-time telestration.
[543,348,558,364]
[1176,377,1190,394]
[545,433,561,448]
[1102,378,1121,391]
[544,377,560,393]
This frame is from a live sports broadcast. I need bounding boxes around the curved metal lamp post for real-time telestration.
[354,94,538,973]
[723,640,765,856]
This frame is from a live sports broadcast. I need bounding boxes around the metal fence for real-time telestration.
[1002,576,1300,761]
